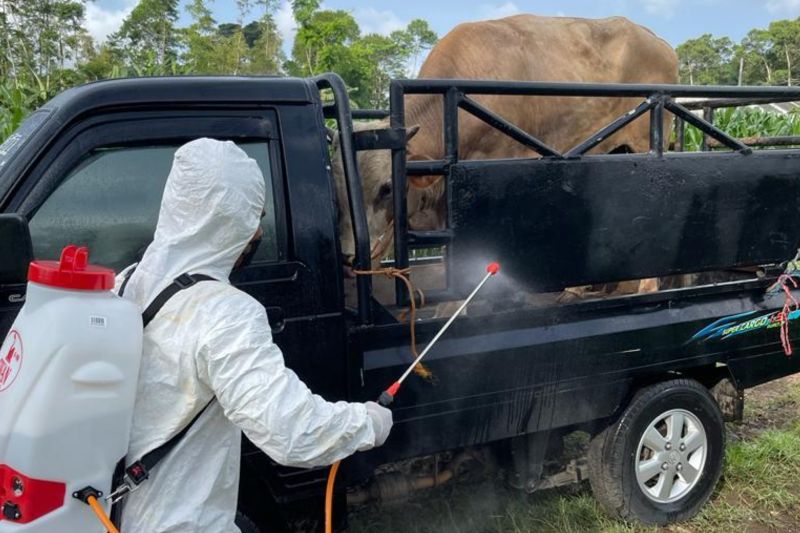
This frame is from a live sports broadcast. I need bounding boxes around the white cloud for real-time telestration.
[353,7,406,36]
[275,0,297,52]
[766,0,800,14]
[641,0,679,18]
[479,2,520,20]
[84,1,136,43]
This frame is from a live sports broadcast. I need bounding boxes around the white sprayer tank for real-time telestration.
[0,245,142,531]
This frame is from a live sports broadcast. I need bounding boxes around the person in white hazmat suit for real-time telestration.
[118,138,393,532]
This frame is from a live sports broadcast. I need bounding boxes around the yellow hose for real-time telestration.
[324,460,342,533]
[87,495,120,533]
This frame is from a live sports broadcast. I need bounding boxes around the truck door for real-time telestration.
[1,111,297,340]
[1,105,353,517]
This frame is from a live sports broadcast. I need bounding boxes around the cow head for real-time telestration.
[332,121,444,268]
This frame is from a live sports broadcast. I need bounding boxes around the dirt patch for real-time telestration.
[730,373,800,441]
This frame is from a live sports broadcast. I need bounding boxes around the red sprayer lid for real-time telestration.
[28,245,115,291]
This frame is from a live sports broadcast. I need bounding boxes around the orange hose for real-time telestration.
[326,267,423,530]
[87,495,120,533]
[324,460,341,533]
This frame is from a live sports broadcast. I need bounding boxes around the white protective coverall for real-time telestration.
[119,138,385,532]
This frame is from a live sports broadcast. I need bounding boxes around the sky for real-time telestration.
[88,0,800,56]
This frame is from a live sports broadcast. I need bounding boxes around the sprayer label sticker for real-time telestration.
[89,316,107,328]
[0,330,23,392]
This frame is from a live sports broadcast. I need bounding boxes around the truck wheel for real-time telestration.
[587,378,725,525]
[235,510,262,533]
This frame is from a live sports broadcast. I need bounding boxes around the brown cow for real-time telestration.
[333,15,678,299]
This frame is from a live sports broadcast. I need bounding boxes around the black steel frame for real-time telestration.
[387,80,800,307]
[318,73,800,316]
[314,74,374,323]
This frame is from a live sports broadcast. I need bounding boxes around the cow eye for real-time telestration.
[378,183,392,200]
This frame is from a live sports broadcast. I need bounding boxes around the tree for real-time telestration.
[251,0,281,73]
[741,29,775,84]
[0,0,91,95]
[182,0,223,74]
[350,33,406,107]
[289,9,360,77]
[291,0,320,27]
[399,19,437,76]
[767,18,800,86]
[111,0,180,70]
[676,34,735,85]
[248,19,284,74]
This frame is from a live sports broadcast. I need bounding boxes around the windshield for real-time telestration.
[0,109,51,177]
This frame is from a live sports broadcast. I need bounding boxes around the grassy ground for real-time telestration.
[348,374,800,533]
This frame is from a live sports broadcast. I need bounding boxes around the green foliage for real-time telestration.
[110,0,181,69]
[677,34,736,85]
[287,10,437,108]
[677,17,800,86]
[0,82,39,141]
[681,107,800,151]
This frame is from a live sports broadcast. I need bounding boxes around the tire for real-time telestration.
[235,510,262,533]
[587,378,725,525]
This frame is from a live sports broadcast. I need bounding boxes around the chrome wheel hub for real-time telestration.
[635,409,707,504]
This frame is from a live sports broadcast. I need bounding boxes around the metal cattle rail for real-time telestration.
[320,74,800,318]
[385,81,800,307]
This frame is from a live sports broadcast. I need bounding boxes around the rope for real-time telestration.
[777,274,799,356]
[352,266,434,381]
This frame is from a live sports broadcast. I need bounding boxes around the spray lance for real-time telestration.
[324,261,501,533]
[378,261,501,405]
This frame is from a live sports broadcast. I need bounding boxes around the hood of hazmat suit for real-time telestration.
[119,138,378,533]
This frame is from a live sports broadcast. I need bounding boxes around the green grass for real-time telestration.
[349,395,800,532]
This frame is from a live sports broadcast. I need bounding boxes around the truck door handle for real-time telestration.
[265,307,285,333]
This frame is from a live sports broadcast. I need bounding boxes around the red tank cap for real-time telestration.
[28,245,115,291]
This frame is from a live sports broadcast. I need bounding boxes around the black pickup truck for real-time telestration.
[2,73,800,531]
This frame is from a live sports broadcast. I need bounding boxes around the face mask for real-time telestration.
[234,237,262,271]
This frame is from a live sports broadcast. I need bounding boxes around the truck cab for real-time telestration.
[0,75,353,529]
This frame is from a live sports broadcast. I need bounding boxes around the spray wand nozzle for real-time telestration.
[378,262,500,406]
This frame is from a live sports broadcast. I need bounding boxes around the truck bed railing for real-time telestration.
[386,80,800,306]
[314,74,374,323]
[319,73,800,314]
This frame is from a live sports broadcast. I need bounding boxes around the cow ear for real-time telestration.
[409,175,441,189]
[406,124,420,141]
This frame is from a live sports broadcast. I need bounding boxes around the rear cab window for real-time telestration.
[28,141,281,271]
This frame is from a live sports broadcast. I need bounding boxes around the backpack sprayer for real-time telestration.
[0,246,215,533]
[0,246,141,533]
[324,262,501,533]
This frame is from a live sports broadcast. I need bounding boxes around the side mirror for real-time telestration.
[0,214,33,285]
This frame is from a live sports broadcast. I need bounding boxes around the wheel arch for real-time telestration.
[605,364,743,432]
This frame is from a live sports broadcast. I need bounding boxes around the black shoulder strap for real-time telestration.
[139,398,215,471]
[111,271,217,526]
[117,265,136,297]
[141,273,216,328]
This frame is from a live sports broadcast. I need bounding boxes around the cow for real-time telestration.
[332,14,678,301]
